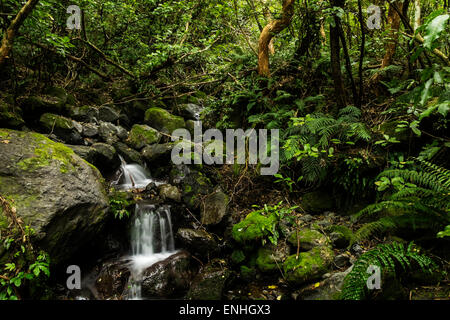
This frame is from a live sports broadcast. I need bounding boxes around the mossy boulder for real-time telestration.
[232,211,278,243]
[283,246,334,284]
[144,107,185,134]
[39,113,82,144]
[0,129,109,264]
[288,228,330,251]
[126,124,161,150]
[301,190,334,214]
[379,120,410,142]
[141,143,173,163]
[231,250,246,264]
[69,105,99,123]
[327,225,354,249]
[256,242,290,272]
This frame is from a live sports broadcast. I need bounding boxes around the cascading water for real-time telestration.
[113,156,162,189]
[128,203,177,300]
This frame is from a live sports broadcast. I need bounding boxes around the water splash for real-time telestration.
[113,156,163,190]
[128,203,176,300]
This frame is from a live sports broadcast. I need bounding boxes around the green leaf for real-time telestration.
[423,14,449,49]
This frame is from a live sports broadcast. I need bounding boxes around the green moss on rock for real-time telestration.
[301,190,334,214]
[283,246,334,284]
[126,124,161,150]
[232,211,278,243]
[144,107,185,133]
[288,228,329,251]
[231,250,246,264]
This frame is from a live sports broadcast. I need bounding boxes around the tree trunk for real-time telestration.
[330,0,346,109]
[380,0,403,69]
[257,0,295,77]
[0,0,40,68]
[414,0,421,31]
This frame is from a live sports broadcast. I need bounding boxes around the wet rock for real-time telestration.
[98,121,127,144]
[179,169,213,209]
[126,124,161,150]
[158,184,182,202]
[141,143,173,163]
[0,129,109,264]
[299,266,353,300]
[141,251,196,298]
[39,113,83,144]
[91,143,120,172]
[334,254,350,268]
[69,106,99,123]
[283,246,334,285]
[176,228,217,256]
[113,141,144,165]
[82,123,99,137]
[98,106,120,123]
[144,107,185,134]
[67,145,97,163]
[256,242,290,272]
[186,260,231,300]
[201,190,229,225]
[301,190,334,214]
[177,103,204,120]
[95,259,131,300]
[288,228,329,251]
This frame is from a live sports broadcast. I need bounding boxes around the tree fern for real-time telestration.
[341,242,437,300]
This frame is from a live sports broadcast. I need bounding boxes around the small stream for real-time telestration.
[113,158,177,300]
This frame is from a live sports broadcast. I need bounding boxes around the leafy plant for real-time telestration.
[340,242,437,300]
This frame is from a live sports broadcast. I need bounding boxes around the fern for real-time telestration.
[340,242,437,300]
[354,159,450,242]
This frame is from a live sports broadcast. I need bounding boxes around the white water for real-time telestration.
[113,156,164,189]
[128,203,176,300]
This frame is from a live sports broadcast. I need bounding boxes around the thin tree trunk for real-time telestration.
[357,0,365,108]
[338,20,358,106]
[257,0,295,77]
[0,0,40,68]
[381,0,403,68]
[414,0,421,31]
[330,0,346,109]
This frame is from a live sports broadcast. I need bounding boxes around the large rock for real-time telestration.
[39,113,83,144]
[283,246,334,285]
[232,211,278,243]
[176,228,217,256]
[0,129,109,264]
[141,251,196,298]
[95,259,131,300]
[141,143,173,163]
[288,228,329,251]
[256,242,290,272]
[158,184,181,202]
[98,106,120,123]
[186,259,231,300]
[144,107,185,134]
[201,190,229,225]
[98,121,128,145]
[69,106,99,123]
[126,124,161,150]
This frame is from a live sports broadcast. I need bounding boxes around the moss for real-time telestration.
[39,113,73,131]
[127,124,161,149]
[327,225,354,243]
[283,246,334,284]
[11,130,77,173]
[240,265,257,281]
[231,211,278,243]
[144,107,185,133]
[288,228,329,249]
[231,250,245,264]
[256,247,279,272]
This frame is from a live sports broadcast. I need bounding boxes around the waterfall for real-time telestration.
[113,156,163,190]
[128,203,176,300]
